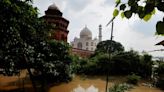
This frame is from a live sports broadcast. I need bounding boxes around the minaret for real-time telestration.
[98,24,102,42]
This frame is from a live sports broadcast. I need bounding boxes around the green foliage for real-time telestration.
[73,48,153,77]
[112,50,139,75]
[157,2,164,12]
[91,53,110,74]
[121,12,125,18]
[138,54,153,77]
[113,9,119,17]
[115,0,120,4]
[156,77,164,90]
[124,11,132,19]
[156,20,164,35]
[73,49,153,78]
[95,40,124,55]
[127,74,141,85]
[69,54,81,74]
[35,41,72,83]
[0,0,72,84]
[73,53,110,75]
[157,62,164,76]
[108,83,133,92]
[0,0,45,75]
[113,0,164,35]
[115,0,121,7]
[120,4,126,11]
[143,14,152,22]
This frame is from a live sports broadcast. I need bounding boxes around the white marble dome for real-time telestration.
[80,26,92,39]
[71,25,99,51]
[48,3,59,10]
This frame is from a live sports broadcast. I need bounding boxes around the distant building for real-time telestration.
[42,3,69,42]
[71,25,102,58]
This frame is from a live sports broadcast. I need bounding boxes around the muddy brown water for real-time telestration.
[49,75,163,92]
[0,73,163,92]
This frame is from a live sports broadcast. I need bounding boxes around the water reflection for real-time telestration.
[86,85,98,92]
[49,75,162,92]
[72,85,98,92]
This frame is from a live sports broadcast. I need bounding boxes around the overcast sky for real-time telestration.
[33,0,164,57]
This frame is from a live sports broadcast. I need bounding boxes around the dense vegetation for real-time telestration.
[72,40,153,78]
[156,62,164,89]
[72,50,153,78]
[0,0,72,91]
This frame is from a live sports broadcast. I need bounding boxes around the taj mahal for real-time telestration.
[71,25,102,51]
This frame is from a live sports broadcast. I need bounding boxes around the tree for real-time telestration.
[0,0,71,91]
[111,50,153,77]
[74,53,110,75]
[95,40,124,54]
[138,54,153,77]
[112,0,164,35]
[111,50,140,75]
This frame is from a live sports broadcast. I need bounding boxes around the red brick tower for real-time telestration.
[43,3,69,42]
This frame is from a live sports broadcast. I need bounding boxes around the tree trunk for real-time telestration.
[24,54,37,92]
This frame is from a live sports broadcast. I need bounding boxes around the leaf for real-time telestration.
[121,12,125,18]
[144,3,155,14]
[138,12,146,19]
[130,2,138,13]
[124,11,132,19]
[128,0,135,6]
[3,0,11,4]
[113,9,119,17]
[157,2,164,12]
[151,8,156,15]
[115,0,120,3]
[156,21,164,35]
[115,0,121,7]
[120,4,126,11]
[143,14,152,22]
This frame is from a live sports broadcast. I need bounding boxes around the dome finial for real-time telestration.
[48,3,59,10]
[85,24,87,28]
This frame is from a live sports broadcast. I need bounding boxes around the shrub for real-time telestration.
[157,62,164,76]
[108,83,133,92]
[156,77,164,90]
[127,74,141,85]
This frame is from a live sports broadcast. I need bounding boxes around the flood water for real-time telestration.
[49,75,163,92]
[0,73,163,92]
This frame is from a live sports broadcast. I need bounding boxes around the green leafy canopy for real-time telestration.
[0,0,72,84]
[113,0,164,35]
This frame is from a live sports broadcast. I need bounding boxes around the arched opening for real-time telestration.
[77,42,82,49]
